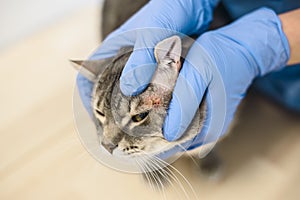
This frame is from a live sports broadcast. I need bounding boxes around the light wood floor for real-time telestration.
[1,5,300,200]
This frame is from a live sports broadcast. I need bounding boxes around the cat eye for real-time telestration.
[132,111,149,122]
[96,109,105,117]
[167,59,175,65]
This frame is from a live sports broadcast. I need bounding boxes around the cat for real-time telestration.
[72,36,223,185]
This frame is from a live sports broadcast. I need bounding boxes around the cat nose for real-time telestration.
[101,141,117,154]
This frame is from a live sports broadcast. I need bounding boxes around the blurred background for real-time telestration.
[0,0,300,200]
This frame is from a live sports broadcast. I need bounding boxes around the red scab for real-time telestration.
[142,95,162,108]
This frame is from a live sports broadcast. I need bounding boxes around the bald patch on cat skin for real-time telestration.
[142,95,163,108]
[143,95,161,107]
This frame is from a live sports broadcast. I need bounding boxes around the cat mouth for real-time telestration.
[122,145,145,154]
[101,143,146,156]
[109,147,145,157]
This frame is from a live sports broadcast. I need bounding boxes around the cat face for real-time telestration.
[73,36,204,160]
[93,36,182,157]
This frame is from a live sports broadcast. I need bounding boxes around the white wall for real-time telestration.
[0,0,102,50]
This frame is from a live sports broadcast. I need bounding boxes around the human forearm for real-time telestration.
[279,8,300,65]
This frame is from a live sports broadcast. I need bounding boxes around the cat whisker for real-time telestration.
[174,143,201,167]
[150,158,191,200]
[137,156,168,200]
[146,154,199,200]
[142,158,173,199]
[139,154,185,200]
[139,152,193,200]
[145,157,172,184]
[141,155,170,184]
[141,158,166,198]
[135,158,156,192]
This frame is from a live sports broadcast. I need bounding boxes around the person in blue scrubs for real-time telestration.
[77,0,300,148]
[221,0,300,113]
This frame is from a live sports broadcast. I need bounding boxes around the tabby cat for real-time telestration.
[72,36,223,179]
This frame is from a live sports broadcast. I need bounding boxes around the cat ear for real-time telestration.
[70,58,113,82]
[154,36,182,65]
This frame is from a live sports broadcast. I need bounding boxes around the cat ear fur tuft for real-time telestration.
[154,36,182,64]
[70,58,113,82]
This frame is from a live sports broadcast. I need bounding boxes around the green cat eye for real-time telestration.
[132,111,149,122]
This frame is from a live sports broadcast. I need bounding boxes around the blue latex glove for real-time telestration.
[169,7,290,148]
[77,0,220,115]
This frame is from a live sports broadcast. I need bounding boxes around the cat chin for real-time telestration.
[109,139,173,158]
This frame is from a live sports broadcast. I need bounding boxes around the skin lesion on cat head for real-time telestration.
[142,95,162,108]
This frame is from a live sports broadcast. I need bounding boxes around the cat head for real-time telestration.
[72,36,202,159]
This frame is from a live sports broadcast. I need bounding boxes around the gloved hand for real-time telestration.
[166,7,290,149]
[77,0,219,114]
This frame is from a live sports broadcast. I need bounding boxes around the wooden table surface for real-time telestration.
[1,5,300,200]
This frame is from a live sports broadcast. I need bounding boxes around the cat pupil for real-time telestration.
[96,109,105,116]
[132,111,149,122]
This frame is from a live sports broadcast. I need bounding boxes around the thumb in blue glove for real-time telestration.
[163,7,290,150]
